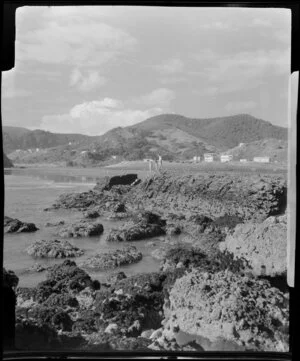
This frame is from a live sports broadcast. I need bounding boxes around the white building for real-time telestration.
[36,148,40,152]
[220,154,233,163]
[112,155,117,160]
[204,153,215,162]
[81,150,88,155]
[69,142,72,145]
[239,143,245,147]
[253,156,270,163]
[240,159,248,163]
[193,156,201,163]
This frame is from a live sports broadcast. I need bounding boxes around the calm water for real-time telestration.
[4,168,161,287]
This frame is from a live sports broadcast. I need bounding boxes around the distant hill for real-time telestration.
[130,113,287,150]
[6,113,288,165]
[2,126,98,154]
[3,152,14,168]
[223,138,288,162]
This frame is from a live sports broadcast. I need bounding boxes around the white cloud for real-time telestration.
[70,68,107,92]
[40,98,163,135]
[225,100,257,113]
[155,58,184,75]
[133,88,175,107]
[16,7,137,67]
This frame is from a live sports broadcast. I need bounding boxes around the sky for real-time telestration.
[1,6,291,135]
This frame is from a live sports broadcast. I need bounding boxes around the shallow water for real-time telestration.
[3,168,161,287]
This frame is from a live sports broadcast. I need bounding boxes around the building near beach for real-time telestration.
[253,156,270,163]
[204,153,216,162]
[220,154,233,163]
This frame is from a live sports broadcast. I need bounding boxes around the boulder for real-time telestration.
[4,216,38,233]
[164,270,289,352]
[58,221,104,238]
[94,174,139,192]
[219,215,287,276]
[106,212,166,242]
[79,246,142,270]
[26,240,84,258]
[83,209,101,219]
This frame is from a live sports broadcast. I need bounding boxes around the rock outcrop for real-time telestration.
[164,270,289,351]
[219,215,287,276]
[58,221,104,238]
[26,239,84,258]
[79,246,142,270]
[126,172,287,222]
[4,216,38,233]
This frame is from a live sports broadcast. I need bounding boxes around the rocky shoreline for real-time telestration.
[4,171,289,352]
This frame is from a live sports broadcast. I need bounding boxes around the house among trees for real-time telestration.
[220,154,233,163]
[203,153,216,162]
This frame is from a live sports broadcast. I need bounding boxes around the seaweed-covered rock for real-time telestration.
[219,215,287,276]
[45,220,65,227]
[165,270,289,351]
[26,263,50,273]
[106,271,127,284]
[95,272,167,337]
[4,216,38,233]
[45,260,95,293]
[58,220,104,238]
[113,203,126,213]
[83,209,101,219]
[106,212,166,242]
[26,239,84,258]
[79,246,142,270]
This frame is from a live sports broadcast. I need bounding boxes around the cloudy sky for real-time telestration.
[2,6,291,135]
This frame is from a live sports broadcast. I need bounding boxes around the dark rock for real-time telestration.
[113,202,126,213]
[45,220,65,227]
[3,268,19,289]
[15,317,87,350]
[58,220,104,238]
[106,271,127,284]
[94,174,138,192]
[106,222,165,242]
[83,209,101,219]
[4,216,38,233]
[45,260,95,294]
[43,293,79,309]
[106,212,166,242]
[79,246,142,270]
[3,268,18,349]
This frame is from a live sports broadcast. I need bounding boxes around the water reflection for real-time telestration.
[4,168,99,185]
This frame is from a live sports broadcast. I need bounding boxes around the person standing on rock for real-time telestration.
[157,154,163,172]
